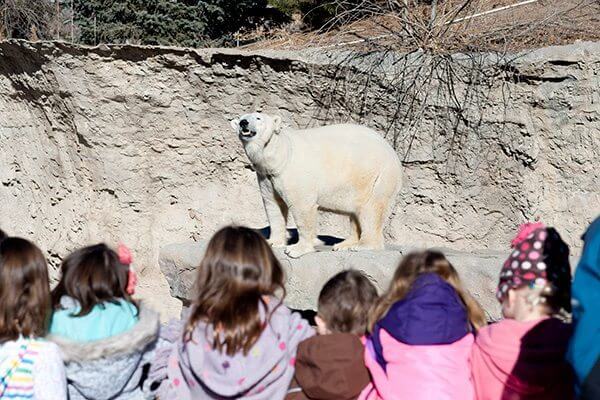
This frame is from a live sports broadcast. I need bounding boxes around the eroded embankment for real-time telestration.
[0,40,598,316]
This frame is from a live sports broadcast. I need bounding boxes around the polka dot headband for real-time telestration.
[497,222,571,310]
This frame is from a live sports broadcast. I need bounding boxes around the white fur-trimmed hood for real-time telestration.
[49,302,159,362]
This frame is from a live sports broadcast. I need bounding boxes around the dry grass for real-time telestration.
[243,0,600,52]
[241,1,600,157]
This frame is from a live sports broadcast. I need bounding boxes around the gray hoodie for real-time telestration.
[49,304,160,400]
[163,299,314,400]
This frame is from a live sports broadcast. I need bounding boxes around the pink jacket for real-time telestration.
[359,330,475,400]
[471,317,573,400]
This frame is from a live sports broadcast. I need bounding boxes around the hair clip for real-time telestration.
[127,269,137,296]
[117,243,136,295]
[118,243,133,265]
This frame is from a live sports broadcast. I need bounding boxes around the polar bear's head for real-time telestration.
[230,113,282,144]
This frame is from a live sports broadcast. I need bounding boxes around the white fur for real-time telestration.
[232,112,402,258]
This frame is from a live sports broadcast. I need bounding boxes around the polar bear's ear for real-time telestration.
[230,118,240,131]
[272,115,282,133]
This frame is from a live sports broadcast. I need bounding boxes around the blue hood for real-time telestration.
[371,273,470,370]
[568,216,600,391]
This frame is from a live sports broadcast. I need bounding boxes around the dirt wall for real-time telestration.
[0,40,598,316]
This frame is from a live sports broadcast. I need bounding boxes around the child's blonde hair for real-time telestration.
[369,250,486,332]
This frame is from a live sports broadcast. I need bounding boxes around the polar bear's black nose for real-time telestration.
[239,119,249,130]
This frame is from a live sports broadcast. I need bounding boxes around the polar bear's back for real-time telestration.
[298,123,387,143]
[286,123,402,209]
[292,123,399,165]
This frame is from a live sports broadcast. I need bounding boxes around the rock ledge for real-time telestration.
[160,241,513,320]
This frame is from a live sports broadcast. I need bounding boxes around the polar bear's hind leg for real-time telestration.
[333,214,361,251]
[349,158,401,251]
[350,201,386,251]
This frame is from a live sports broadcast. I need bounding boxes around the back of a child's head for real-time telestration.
[370,250,486,331]
[317,269,378,335]
[185,225,285,356]
[0,228,7,242]
[497,222,571,318]
[51,243,133,317]
[0,237,50,342]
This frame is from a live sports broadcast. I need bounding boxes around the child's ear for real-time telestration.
[315,315,330,335]
[502,289,517,318]
[230,118,240,131]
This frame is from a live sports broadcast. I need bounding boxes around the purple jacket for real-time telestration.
[371,273,470,370]
[163,298,314,400]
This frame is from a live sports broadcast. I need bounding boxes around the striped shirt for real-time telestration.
[0,338,66,400]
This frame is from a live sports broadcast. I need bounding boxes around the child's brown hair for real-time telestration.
[51,243,134,317]
[318,269,378,335]
[185,226,285,356]
[369,250,487,332]
[0,237,51,343]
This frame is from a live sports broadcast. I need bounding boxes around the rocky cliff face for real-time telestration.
[0,40,598,316]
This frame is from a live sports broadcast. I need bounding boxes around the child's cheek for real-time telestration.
[501,299,513,318]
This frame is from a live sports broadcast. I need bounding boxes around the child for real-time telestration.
[48,243,159,400]
[287,269,378,400]
[568,216,600,399]
[160,226,314,399]
[0,229,6,241]
[0,237,67,399]
[471,222,574,400]
[361,250,486,400]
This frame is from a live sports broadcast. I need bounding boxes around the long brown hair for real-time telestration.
[368,250,486,332]
[185,226,285,356]
[0,237,51,342]
[51,243,134,317]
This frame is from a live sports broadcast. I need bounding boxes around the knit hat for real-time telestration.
[497,222,572,312]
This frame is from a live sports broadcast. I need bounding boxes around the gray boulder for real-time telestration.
[160,241,516,321]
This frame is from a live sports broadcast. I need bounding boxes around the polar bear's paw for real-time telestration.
[332,239,360,251]
[267,238,287,248]
[284,243,315,258]
[313,237,324,246]
[346,243,385,252]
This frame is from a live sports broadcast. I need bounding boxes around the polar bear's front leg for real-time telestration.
[285,204,317,258]
[258,175,288,247]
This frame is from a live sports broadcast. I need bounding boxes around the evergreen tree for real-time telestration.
[72,0,269,47]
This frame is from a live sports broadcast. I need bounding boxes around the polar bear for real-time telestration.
[231,112,402,258]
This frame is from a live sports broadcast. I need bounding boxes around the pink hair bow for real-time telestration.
[118,243,137,295]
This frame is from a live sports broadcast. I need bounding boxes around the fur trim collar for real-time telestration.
[49,303,159,362]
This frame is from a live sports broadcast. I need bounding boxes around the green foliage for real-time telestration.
[267,0,306,16]
[73,0,269,47]
[0,0,354,46]
[300,2,339,29]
